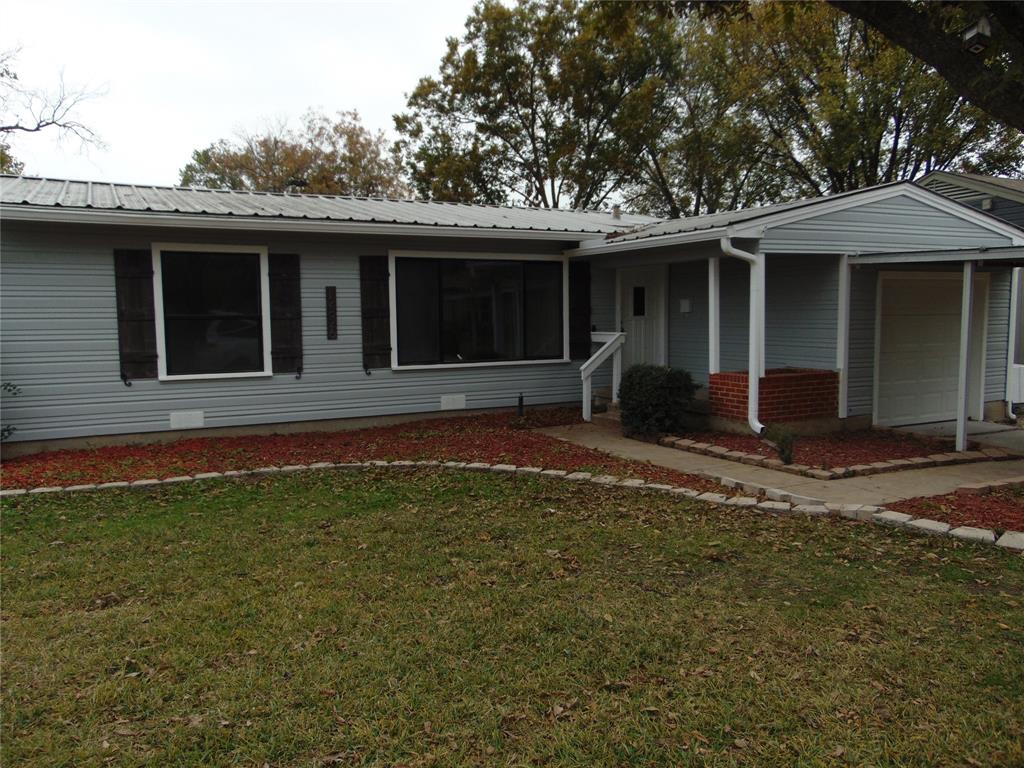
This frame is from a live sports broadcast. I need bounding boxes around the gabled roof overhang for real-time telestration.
[565,183,1024,258]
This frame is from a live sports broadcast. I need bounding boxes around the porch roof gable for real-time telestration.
[571,182,1024,257]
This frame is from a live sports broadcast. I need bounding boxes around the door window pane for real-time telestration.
[161,251,263,375]
[633,286,646,317]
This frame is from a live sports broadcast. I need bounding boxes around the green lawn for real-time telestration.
[3,470,1023,767]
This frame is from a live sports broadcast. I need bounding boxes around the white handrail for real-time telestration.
[581,331,626,421]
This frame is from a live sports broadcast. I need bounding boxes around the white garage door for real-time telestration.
[877,274,986,427]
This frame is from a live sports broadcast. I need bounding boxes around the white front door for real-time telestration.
[618,265,667,368]
[875,273,987,426]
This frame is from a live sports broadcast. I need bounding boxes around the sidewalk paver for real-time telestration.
[539,423,1024,506]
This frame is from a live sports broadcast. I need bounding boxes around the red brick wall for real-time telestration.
[708,368,838,423]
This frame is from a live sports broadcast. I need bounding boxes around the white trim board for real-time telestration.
[151,242,273,382]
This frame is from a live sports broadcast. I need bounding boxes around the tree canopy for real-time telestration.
[397,0,1022,215]
[179,110,407,197]
[395,0,680,209]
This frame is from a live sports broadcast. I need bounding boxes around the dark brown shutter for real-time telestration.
[269,253,303,375]
[113,249,158,382]
[568,260,591,360]
[325,286,338,340]
[359,255,391,370]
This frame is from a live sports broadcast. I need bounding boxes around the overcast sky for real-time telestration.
[3,0,477,184]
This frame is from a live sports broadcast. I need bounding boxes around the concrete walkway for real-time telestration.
[897,420,1024,455]
[540,422,1024,506]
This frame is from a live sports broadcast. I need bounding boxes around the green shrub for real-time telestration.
[1,382,19,442]
[618,364,695,439]
[764,424,796,464]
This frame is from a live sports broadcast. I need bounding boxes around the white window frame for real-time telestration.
[151,242,273,381]
[387,249,571,370]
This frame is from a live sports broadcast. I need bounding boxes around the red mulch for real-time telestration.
[0,408,723,493]
[889,486,1024,533]
[685,429,963,469]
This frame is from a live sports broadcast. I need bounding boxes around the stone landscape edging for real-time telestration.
[657,435,1015,480]
[1,459,1021,553]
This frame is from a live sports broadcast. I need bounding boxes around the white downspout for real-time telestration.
[1007,267,1021,419]
[719,236,765,435]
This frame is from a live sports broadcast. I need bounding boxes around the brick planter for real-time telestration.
[709,368,838,423]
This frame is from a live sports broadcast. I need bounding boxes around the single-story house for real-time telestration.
[2,174,1023,454]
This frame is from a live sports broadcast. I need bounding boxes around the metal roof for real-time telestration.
[918,171,1024,204]
[0,175,660,235]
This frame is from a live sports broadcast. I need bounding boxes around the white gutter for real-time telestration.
[0,205,613,242]
[719,235,766,435]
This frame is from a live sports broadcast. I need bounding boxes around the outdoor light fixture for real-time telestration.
[962,15,992,55]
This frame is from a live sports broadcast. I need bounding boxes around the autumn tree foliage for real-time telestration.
[397,0,1022,215]
[394,0,680,210]
[179,110,407,197]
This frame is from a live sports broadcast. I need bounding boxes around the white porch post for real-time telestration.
[1008,267,1022,415]
[708,256,720,375]
[956,260,976,451]
[836,254,851,418]
[611,348,622,403]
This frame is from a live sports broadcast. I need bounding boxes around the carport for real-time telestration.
[846,245,1024,450]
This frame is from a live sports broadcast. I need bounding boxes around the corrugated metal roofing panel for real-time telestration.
[0,175,660,234]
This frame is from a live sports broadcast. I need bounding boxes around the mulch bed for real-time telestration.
[889,486,1024,533]
[684,429,965,470]
[0,408,725,493]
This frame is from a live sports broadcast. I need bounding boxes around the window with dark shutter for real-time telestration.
[359,255,391,370]
[113,249,158,382]
[268,253,303,375]
[568,261,591,360]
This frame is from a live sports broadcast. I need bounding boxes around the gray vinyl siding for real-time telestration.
[967,198,1024,232]
[719,258,751,373]
[591,266,616,331]
[985,269,1012,401]
[667,255,839,385]
[844,266,1012,418]
[667,260,710,383]
[761,195,1014,254]
[585,266,615,390]
[0,222,590,442]
[764,255,838,370]
[846,268,878,417]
